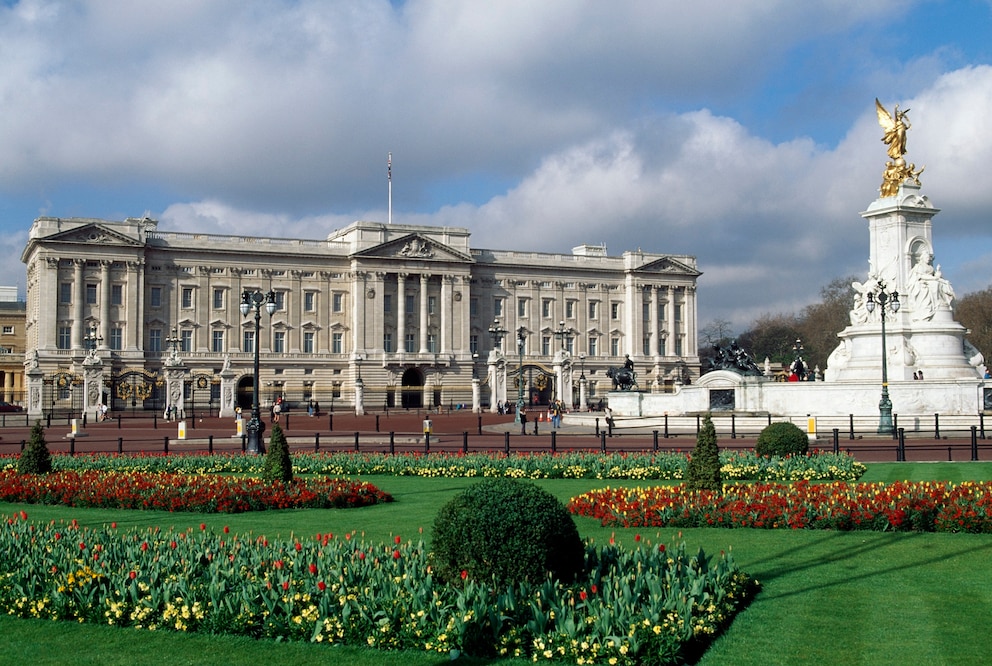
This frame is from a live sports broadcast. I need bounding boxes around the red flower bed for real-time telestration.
[568,480,992,533]
[0,470,392,513]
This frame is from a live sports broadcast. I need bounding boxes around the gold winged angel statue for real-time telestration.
[876,98,923,196]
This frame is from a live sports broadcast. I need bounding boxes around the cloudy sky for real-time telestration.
[2,0,991,331]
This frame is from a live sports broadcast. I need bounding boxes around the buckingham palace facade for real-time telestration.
[20,216,699,419]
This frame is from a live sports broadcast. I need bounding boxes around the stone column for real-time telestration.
[553,350,573,407]
[72,259,85,350]
[624,273,637,357]
[355,376,365,416]
[685,286,697,357]
[441,275,453,353]
[164,355,187,420]
[397,273,407,354]
[471,377,481,414]
[100,260,111,348]
[351,270,367,353]
[219,356,236,418]
[81,352,104,421]
[579,375,587,410]
[126,261,143,352]
[25,354,44,419]
[649,285,659,357]
[488,351,506,412]
[666,286,676,352]
[419,274,430,353]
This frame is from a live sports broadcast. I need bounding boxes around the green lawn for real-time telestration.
[2,463,992,665]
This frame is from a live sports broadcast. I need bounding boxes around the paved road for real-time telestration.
[1,410,990,463]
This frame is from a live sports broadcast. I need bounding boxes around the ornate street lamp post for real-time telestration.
[488,319,507,350]
[83,327,103,358]
[240,290,277,454]
[553,320,568,350]
[514,327,526,424]
[865,283,900,434]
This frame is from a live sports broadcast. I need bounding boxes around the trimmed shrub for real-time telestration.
[17,421,52,475]
[261,424,293,483]
[687,414,722,491]
[430,478,584,588]
[756,421,809,457]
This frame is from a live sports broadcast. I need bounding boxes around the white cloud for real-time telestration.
[2,0,989,331]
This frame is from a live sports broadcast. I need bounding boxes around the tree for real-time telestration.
[699,319,736,368]
[796,276,858,371]
[18,421,52,475]
[262,424,293,483]
[955,285,992,365]
[686,414,722,491]
[736,313,801,368]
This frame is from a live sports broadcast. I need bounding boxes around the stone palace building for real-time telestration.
[20,216,699,418]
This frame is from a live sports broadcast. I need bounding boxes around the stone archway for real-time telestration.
[237,375,255,410]
[400,367,424,409]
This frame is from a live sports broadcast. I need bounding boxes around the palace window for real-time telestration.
[303,331,314,354]
[212,330,224,352]
[149,329,162,352]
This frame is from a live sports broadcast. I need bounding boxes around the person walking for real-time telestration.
[519,408,528,435]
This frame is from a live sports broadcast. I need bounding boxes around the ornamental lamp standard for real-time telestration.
[514,326,527,424]
[865,284,901,434]
[83,326,103,357]
[487,318,507,351]
[240,290,277,454]
[166,327,180,353]
[553,320,568,350]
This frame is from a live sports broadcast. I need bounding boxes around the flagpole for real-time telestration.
[387,152,392,225]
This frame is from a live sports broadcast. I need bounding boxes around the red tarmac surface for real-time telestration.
[1,409,990,463]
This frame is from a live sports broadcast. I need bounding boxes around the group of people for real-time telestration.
[307,399,320,417]
[516,399,567,435]
[495,401,515,415]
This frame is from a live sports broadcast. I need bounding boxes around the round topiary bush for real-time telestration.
[755,421,809,457]
[430,478,585,588]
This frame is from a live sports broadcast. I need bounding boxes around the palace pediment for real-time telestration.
[43,223,145,248]
[633,256,701,276]
[352,233,473,263]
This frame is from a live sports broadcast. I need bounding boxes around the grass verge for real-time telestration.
[1,463,991,664]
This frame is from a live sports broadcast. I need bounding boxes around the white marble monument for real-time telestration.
[607,99,987,419]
